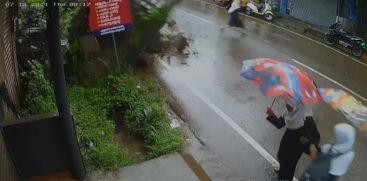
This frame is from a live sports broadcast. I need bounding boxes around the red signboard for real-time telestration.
[88,0,133,36]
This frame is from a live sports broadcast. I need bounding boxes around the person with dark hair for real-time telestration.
[266,100,320,181]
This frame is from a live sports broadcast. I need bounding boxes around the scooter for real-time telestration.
[324,22,365,57]
[246,0,274,21]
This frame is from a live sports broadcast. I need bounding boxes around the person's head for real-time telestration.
[285,99,300,112]
[333,123,356,152]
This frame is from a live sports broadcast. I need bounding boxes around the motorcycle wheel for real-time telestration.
[351,45,363,57]
[324,34,336,45]
[264,13,273,21]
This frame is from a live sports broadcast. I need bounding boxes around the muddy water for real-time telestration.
[180,152,212,181]
[114,129,147,158]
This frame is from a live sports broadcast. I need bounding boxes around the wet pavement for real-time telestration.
[155,0,367,180]
[88,153,200,181]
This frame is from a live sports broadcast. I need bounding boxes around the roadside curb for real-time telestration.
[87,152,202,181]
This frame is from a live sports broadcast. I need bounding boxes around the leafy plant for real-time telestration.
[64,41,87,82]
[101,71,183,158]
[69,87,131,170]
[22,62,131,170]
[21,61,56,115]
[146,122,183,158]
[119,7,170,64]
[63,7,88,82]
[60,6,80,39]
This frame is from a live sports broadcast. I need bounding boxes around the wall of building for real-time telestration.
[0,0,20,110]
[0,0,20,180]
[289,0,337,27]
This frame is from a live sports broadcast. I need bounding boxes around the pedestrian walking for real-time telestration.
[301,123,356,181]
[266,100,321,181]
[220,0,246,36]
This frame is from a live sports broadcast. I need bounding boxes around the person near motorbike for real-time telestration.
[220,0,246,36]
[253,0,265,11]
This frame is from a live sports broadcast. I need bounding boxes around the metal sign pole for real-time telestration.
[112,33,120,70]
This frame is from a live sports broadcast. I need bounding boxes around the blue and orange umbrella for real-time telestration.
[241,58,323,105]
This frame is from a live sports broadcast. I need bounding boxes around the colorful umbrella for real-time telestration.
[319,88,367,126]
[241,58,323,105]
[241,58,283,72]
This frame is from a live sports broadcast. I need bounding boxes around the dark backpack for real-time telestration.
[300,147,347,181]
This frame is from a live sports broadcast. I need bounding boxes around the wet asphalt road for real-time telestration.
[155,0,367,180]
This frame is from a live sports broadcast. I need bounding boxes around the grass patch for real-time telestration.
[22,61,130,170]
[99,71,184,158]
[22,61,184,169]
[21,61,57,115]
[68,87,131,169]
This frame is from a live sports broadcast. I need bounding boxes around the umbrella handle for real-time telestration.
[270,98,276,108]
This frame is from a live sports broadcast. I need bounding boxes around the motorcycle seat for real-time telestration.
[351,37,362,41]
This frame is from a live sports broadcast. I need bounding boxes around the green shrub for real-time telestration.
[119,8,170,64]
[146,122,184,158]
[101,72,183,158]
[89,142,130,169]
[69,87,131,170]
[125,101,183,158]
[22,62,130,170]
[64,41,87,82]
[63,7,88,82]
[21,61,57,115]
[22,62,184,169]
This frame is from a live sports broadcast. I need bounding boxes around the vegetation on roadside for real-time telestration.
[62,6,89,83]
[21,61,130,170]
[20,0,184,170]
[100,71,184,158]
[21,61,56,115]
[119,8,170,64]
[68,87,131,169]
[21,61,184,170]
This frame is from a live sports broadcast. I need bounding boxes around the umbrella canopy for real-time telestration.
[319,88,367,125]
[241,58,323,105]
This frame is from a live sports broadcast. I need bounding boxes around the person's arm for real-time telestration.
[304,116,320,146]
[266,108,286,129]
[304,116,321,159]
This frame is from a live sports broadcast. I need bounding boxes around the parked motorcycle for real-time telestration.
[246,0,274,21]
[325,22,365,57]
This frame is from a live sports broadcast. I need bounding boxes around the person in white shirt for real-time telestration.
[220,0,245,35]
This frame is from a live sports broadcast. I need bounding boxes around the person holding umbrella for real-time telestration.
[266,100,321,181]
[241,58,324,180]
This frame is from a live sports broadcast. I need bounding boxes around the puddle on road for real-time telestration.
[114,128,147,157]
[180,152,212,181]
